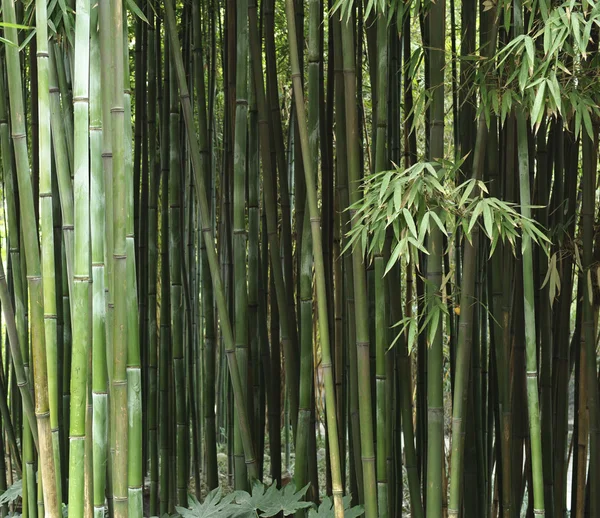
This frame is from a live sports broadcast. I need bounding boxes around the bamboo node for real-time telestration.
[36,51,49,58]
[73,96,89,103]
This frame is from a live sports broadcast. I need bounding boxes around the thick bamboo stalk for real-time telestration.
[68,0,92,510]
[105,0,129,512]
[426,0,446,512]
[233,0,249,490]
[146,5,160,513]
[374,12,389,517]
[89,2,108,516]
[339,16,378,517]
[168,55,187,505]
[1,0,59,513]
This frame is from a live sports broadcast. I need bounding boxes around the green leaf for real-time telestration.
[0,479,22,506]
[531,81,546,128]
[468,201,485,234]
[524,36,535,73]
[428,305,441,346]
[403,208,418,238]
[175,487,234,518]
[518,59,529,92]
[126,0,149,23]
[379,170,393,202]
[482,202,494,239]
[583,107,594,140]
[547,75,561,114]
[308,495,364,518]
[259,482,312,517]
[429,211,448,236]
[418,212,430,244]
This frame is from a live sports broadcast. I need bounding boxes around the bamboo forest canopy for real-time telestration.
[0,0,598,515]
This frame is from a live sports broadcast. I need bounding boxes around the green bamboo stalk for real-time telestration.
[97,0,115,510]
[36,0,63,498]
[282,2,344,515]
[581,121,599,518]
[233,0,250,490]
[120,12,143,515]
[426,0,446,511]
[159,43,171,514]
[0,60,38,452]
[339,16,378,517]
[68,0,92,511]
[248,41,262,468]
[54,47,74,171]
[447,124,486,516]
[168,55,187,505]
[48,44,74,298]
[106,0,129,512]
[374,11,389,516]
[90,2,108,516]
[190,0,218,492]
[1,0,59,513]
[294,0,319,500]
[295,209,313,510]
[514,2,545,506]
[146,5,160,513]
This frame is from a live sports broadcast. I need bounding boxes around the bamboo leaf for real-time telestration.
[126,0,149,23]
[583,107,594,140]
[403,208,418,238]
[482,202,494,239]
[531,81,546,129]
[428,306,440,346]
[524,36,535,73]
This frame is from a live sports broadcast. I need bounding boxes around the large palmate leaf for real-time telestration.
[308,495,364,518]
[175,481,313,518]
[0,479,22,507]
[176,487,236,518]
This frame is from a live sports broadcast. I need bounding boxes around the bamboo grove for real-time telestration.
[0,0,598,515]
